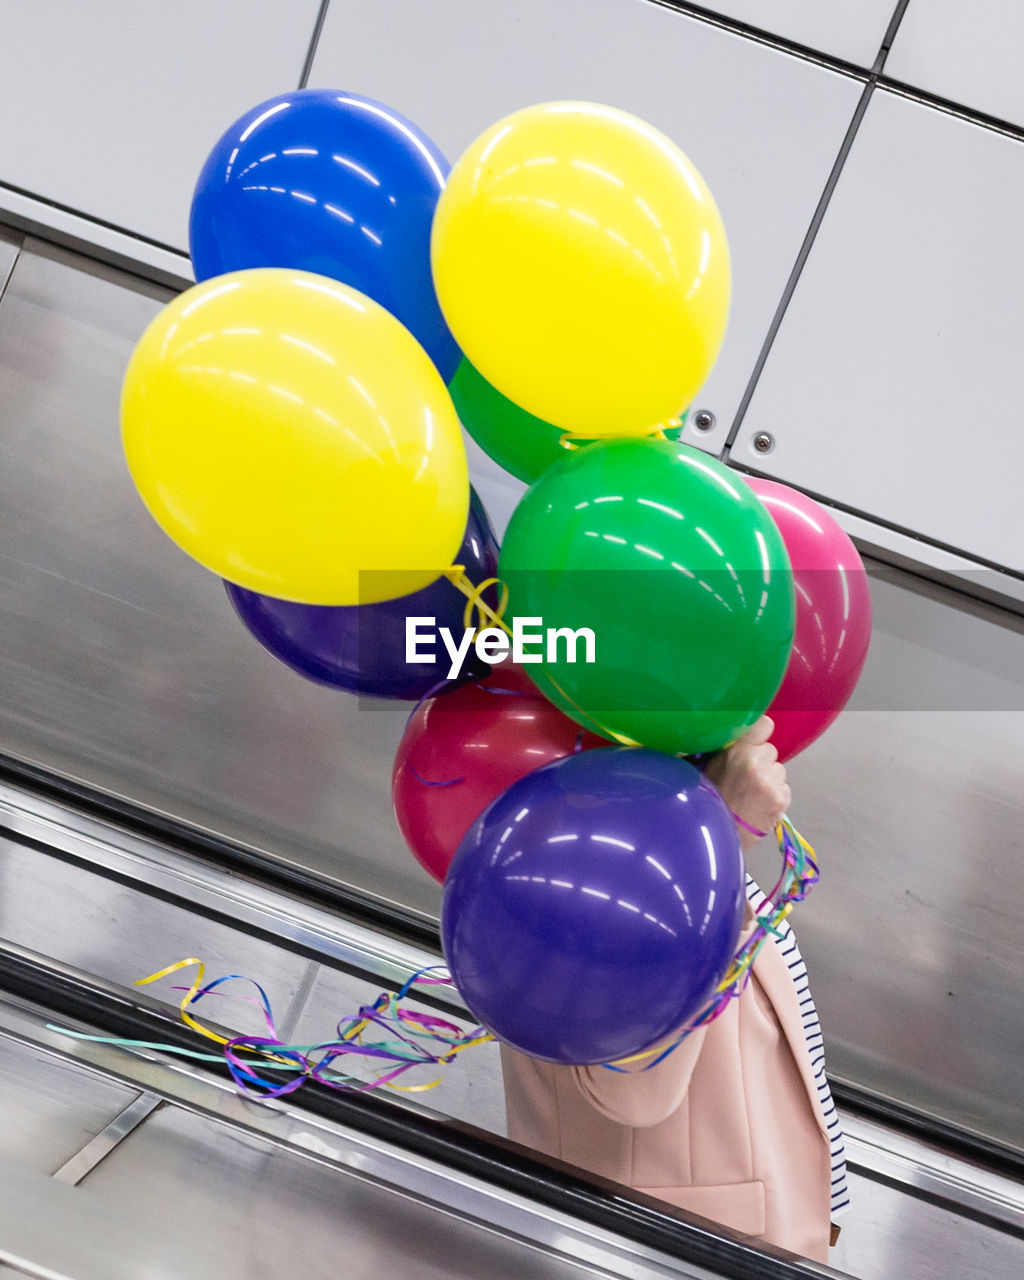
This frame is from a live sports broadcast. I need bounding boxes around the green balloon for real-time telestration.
[497,439,794,755]
[450,357,687,484]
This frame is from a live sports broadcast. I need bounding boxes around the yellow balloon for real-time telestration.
[432,102,730,438]
[122,269,469,604]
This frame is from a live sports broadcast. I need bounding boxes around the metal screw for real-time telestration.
[692,409,716,432]
[752,431,775,454]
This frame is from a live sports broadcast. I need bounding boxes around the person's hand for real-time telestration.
[703,716,790,850]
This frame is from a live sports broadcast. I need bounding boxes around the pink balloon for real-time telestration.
[744,479,872,761]
[392,664,607,883]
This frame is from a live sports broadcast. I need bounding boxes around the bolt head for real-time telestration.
[692,409,715,432]
[753,432,775,454]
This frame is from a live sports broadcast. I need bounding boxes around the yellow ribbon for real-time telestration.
[136,961,493,1095]
[136,957,227,1045]
[135,958,295,1069]
[557,423,674,453]
[443,566,513,637]
[607,819,815,1070]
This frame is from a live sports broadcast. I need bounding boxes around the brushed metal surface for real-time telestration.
[5,948,1021,1280]
[7,774,1024,1220]
[0,1153,182,1280]
[767,564,1024,1150]
[842,1113,1024,1236]
[0,993,799,1280]
[0,226,17,291]
[0,241,441,917]
[78,1106,665,1280]
[52,1093,163,1186]
[830,1169,1024,1280]
[0,780,439,991]
[0,1033,140,1176]
[0,837,315,1037]
[0,183,193,288]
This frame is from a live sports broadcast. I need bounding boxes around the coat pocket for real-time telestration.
[634,1179,766,1238]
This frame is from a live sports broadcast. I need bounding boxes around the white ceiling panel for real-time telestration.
[312,0,862,456]
[690,0,898,66]
[886,0,1024,128]
[0,0,323,250]
[733,89,1024,573]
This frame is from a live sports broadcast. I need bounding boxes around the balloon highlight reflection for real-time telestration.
[441,749,746,1064]
[498,438,795,755]
[745,478,872,761]
[190,89,460,380]
[227,489,499,699]
[432,101,730,437]
[121,269,469,604]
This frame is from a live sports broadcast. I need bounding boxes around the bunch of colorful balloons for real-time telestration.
[120,89,872,1067]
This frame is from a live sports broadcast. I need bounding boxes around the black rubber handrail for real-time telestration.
[831,1080,1024,1185]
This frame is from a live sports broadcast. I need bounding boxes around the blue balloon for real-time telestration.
[442,749,745,1065]
[226,490,498,699]
[190,88,460,380]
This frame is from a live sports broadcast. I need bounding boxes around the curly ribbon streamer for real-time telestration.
[443,566,512,637]
[731,810,767,839]
[51,961,493,1099]
[604,815,819,1072]
[49,820,816,1095]
[405,764,465,788]
[136,957,240,1049]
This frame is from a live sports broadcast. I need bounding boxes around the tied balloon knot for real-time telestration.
[645,418,680,441]
[48,959,492,1100]
[605,816,819,1073]
[443,566,512,637]
[556,420,676,452]
[556,432,585,453]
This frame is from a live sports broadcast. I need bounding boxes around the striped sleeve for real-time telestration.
[746,876,851,1218]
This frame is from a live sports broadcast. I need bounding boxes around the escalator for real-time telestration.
[2,214,1024,1279]
[1,768,1022,1280]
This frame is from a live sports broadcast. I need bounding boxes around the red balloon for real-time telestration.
[745,479,872,762]
[392,663,607,882]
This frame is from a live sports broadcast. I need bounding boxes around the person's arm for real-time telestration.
[569,1029,718,1127]
[569,716,790,1127]
[704,715,791,854]
[569,912,759,1126]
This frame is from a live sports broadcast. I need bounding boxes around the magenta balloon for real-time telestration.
[745,478,872,761]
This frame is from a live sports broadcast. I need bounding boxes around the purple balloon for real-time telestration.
[441,748,745,1065]
[226,489,498,699]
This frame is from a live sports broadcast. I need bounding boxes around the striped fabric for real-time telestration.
[746,876,851,1218]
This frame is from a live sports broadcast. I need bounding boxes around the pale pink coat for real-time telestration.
[500,913,833,1262]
